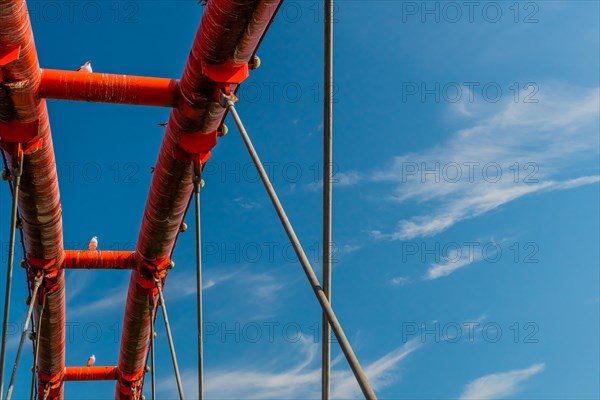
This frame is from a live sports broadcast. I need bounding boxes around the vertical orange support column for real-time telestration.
[0,1,65,398]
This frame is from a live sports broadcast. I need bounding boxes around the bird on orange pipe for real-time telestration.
[88,236,98,251]
[87,354,95,367]
[77,60,93,73]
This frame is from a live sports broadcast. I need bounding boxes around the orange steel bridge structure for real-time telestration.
[0,0,376,398]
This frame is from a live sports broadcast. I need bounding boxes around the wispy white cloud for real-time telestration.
[440,313,488,343]
[336,243,364,258]
[334,85,600,239]
[424,244,480,280]
[249,272,286,303]
[166,266,286,319]
[233,196,262,211]
[165,268,239,301]
[307,171,365,191]
[159,338,421,399]
[459,363,545,400]
[333,338,421,398]
[65,269,96,303]
[384,176,598,240]
[378,84,599,239]
[69,283,127,318]
[391,276,410,286]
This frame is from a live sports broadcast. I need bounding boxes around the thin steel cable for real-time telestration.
[149,296,156,400]
[0,150,30,297]
[226,101,377,399]
[6,275,43,400]
[29,291,45,400]
[193,172,204,400]
[0,150,24,400]
[154,279,185,400]
[322,0,334,397]
[1,150,34,399]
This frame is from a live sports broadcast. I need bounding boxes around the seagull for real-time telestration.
[88,236,98,251]
[87,354,95,367]
[77,61,93,73]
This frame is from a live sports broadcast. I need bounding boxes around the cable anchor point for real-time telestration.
[218,88,238,110]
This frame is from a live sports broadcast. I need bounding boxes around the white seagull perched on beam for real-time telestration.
[88,236,98,251]
[77,60,92,73]
[87,354,95,367]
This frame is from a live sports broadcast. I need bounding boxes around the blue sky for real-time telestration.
[1,0,599,398]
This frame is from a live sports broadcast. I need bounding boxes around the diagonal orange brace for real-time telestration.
[63,366,118,381]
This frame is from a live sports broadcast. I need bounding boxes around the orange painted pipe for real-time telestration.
[39,69,179,107]
[64,366,118,381]
[0,1,65,398]
[63,251,135,270]
[117,0,282,396]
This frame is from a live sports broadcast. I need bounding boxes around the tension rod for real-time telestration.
[154,279,185,400]
[322,0,334,397]
[30,293,46,400]
[149,297,156,400]
[6,275,43,400]
[222,96,377,399]
[192,167,204,400]
[0,149,24,400]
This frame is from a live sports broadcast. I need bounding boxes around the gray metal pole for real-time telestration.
[149,298,156,400]
[30,294,45,400]
[154,279,185,400]
[6,275,43,400]
[322,0,334,397]
[0,152,24,400]
[225,101,377,399]
[193,175,204,400]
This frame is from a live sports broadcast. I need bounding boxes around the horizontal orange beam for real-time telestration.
[63,250,135,270]
[39,69,179,107]
[63,366,118,381]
